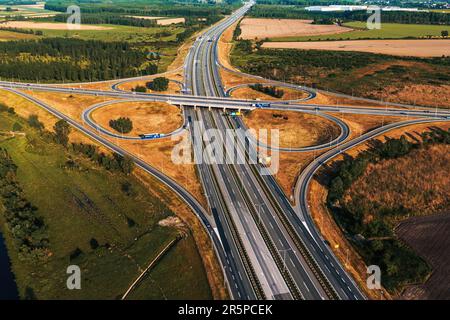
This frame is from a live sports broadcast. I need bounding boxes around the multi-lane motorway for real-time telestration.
[184,0,363,300]
[0,0,449,301]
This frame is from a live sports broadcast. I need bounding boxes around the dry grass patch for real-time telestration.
[59,80,119,91]
[297,91,392,108]
[0,29,37,41]
[117,79,181,94]
[91,101,183,137]
[24,91,117,121]
[157,18,185,26]
[327,112,409,139]
[377,84,450,108]
[244,109,341,148]
[240,18,351,40]
[345,144,450,219]
[218,19,239,71]
[0,90,105,146]
[109,132,206,208]
[231,86,309,101]
[221,69,265,90]
[276,152,316,198]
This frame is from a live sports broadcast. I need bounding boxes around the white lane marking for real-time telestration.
[303,282,310,292]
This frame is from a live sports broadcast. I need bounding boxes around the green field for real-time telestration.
[0,4,58,18]
[40,24,184,70]
[37,24,183,43]
[0,22,184,72]
[0,110,211,300]
[269,22,450,42]
[0,29,37,41]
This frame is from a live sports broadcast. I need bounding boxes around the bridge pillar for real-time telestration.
[223,107,227,113]
[209,106,212,112]
[194,105,197,111]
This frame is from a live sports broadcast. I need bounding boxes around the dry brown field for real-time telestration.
[262,39,450,58]
[239,18,351,40]
[91,101,183,137]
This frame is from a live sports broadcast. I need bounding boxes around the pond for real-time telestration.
[0,232,19,300]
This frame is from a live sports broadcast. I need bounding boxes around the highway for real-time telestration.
[184,1,294,300]
[1,80,449,120]
[184,0,353,300]
[0,0,449,301]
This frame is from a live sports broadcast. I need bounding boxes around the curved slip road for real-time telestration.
[82,99,187,140]
[233,110,350,153]
[3,87,244,300]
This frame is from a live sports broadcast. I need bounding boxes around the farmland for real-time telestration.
[0,21,112,30]
[268,22,450,42]
[231,41,450,107]
[238,18,351,40]
[0,3,58,19]
[397,212,450,300]
[262,39,450,58]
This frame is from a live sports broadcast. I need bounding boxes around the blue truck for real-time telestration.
[252,103,271,109]
[139,133,165,140]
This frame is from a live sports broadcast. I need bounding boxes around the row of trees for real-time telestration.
[0,27,43,36]
[249,4,450,25]
[0,148,49,261]
[51,13,158,28]
[50,119,135,174]
[71,142,134,175]
[0,38,157,82]
[0,103,15,115]
[45,1,235,17]
[327,128,450,292]
[26,115,135,175]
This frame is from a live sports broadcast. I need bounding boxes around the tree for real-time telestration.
[146,77,169,91]
[12,122,22,132]
[120,155,135,175]
[442,30,449,38]
[89,238,99,250]
[54,119,71,147]
[28,115,44,130]
[109,117,133,134]
[133,85,147,93]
